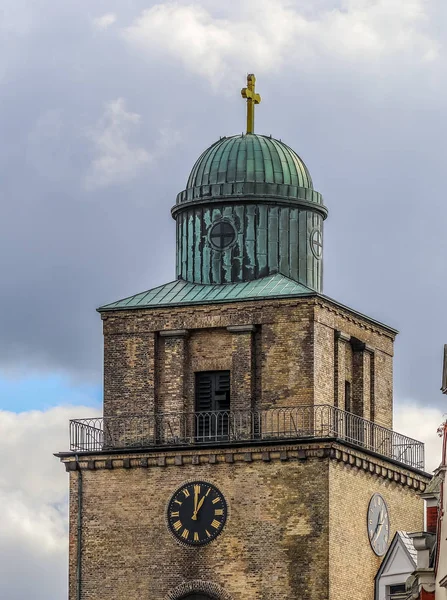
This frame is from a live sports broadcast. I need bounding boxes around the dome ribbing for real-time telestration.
[175,134,325,211]
[188,134,312,189]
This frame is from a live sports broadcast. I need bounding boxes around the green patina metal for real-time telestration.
[98,274,314,312]
[175,203,323,288]
[171,133,327,291]
[97,273,399,336]
[184,134,311,193]
[103,129,330,309]
[174,134,323,207]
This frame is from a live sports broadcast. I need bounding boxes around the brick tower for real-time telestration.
[58,75,429,600]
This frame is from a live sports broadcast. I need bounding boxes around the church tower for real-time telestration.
[59,75,429,600]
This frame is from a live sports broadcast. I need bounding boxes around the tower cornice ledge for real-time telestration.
[171,192,328,220]
[56,439,431,484]
[98,286,397,339]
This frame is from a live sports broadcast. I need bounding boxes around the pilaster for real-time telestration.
[227,325,256,412]
[103,329,156,419]
[159,329,189,413]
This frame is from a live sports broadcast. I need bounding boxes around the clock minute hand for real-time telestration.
[192,495,206,520]
[372,509,384,543]
[192,488,199,520]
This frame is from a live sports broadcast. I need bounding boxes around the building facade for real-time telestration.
[58,76,430,600]
[404,369,447,600]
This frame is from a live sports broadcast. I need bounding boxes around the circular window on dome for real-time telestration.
[310,228,323,259]
[208,220,236,251]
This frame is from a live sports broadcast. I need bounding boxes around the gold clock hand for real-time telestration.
[196,495,205,514]
[192,495,206,521]
[192,486,199,520]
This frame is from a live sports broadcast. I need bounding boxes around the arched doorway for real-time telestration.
[181,595,215,600]
[166,580,232,600]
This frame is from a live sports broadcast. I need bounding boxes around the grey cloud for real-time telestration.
[0,0,446,420]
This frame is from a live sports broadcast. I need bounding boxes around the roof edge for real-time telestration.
[316,293,399,336]
[97,279,398,336]
[97,275,317,313]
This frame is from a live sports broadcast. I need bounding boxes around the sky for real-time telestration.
[1,0,447,597]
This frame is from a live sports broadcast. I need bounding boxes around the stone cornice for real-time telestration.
[101,294,396,342]
[59,440,429,490]
[314,297,397,340]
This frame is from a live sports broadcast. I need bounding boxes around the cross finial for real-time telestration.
[241,74,261,134]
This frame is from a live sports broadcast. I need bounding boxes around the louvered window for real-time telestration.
[195,371,230,441]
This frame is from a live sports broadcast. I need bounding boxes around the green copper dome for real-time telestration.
[172,132,327,292]
[174,134,325,212]
[189,133,312,188]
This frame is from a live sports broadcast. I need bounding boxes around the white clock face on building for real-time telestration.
[367,493,390,556]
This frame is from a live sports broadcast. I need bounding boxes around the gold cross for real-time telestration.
[241,74,261,134]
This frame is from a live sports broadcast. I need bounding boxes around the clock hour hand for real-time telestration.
[196,495,205,514]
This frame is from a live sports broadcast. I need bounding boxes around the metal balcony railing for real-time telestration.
[69,405,425,470]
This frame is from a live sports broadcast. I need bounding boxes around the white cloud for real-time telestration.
[394,401,445,473]
[92,13,117,30]
[0,400,441,599]
[85,98,181,189]
[123,0,439,87]
[0,405,99,600]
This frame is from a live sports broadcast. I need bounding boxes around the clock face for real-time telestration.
[367,493,390,556]
[167,481,227,546]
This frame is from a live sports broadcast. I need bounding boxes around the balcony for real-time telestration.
[70,404,424,470]
[69,405,425,471]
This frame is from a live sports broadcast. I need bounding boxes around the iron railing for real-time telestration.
[69,405,424,470]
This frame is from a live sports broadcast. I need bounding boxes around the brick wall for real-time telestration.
[65,442,427,600]
[103,331,156,417]
[329,459,424,599]
[68,447,330,600]
[102,297,395,428]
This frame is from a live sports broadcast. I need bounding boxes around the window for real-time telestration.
[208,220,236,250]
[345,380,351,412]
[195,371,230,441]
[387,584,407,599]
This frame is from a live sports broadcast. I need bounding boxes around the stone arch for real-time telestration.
[165,580,233,600]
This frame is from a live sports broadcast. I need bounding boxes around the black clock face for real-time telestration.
[167,481,227,546]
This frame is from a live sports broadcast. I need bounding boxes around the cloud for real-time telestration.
[123,0,439,86]
[92,13,117,30]
[84,98,151,189]
[394,401,445,473]
[84,98,181,189]
[0,0,445,412]
[0,405,100,600]
[0,401,441,600]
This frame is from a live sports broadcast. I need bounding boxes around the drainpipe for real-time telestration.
[75,455,83,600]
